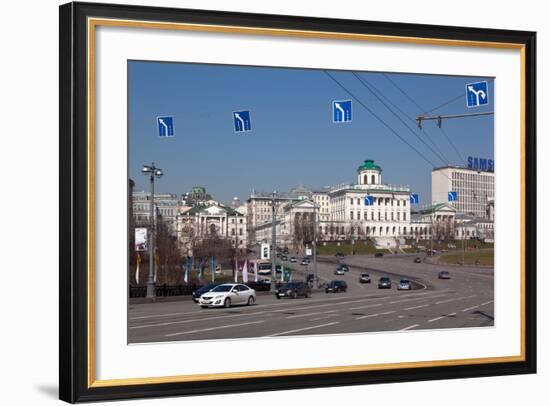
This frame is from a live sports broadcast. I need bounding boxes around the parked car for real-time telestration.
[334,267,345,275]
[325,280,348,293]
[290,257,297,263]
[438,271,451,279]
[199,283,256,308]
[359,273,371,283]
[339,264,349,272]
[378,277,392,289]
[414,257,422,263]
[397,279,412,290]
[335,252,345,258]
[276,282,311,299]
[374,252,384,258]
[191,282,220,302]
[281,255,288,261]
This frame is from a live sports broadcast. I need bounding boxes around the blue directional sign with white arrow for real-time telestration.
[332,100,352,123]
[410,193,419,205]
[157,116,175,137]
[233,110,252,132]
[364,195,374,206]
[448,191,458,202]
[466,81,489,108]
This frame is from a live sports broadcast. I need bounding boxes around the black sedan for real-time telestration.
[325,280,347,293]
[191,283,221,302]
[378,277,392,289]
[276,282,311,299]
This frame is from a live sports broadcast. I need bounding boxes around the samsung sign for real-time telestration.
[467,157,494,172]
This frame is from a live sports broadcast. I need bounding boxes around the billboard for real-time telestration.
[135,228,148,252]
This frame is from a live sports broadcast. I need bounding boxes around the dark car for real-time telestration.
[397,279,412,290]
[374,252,384,258]
[414,257,422,263]
[281,255,288,261]
[191,283,220,302]
[300,258,310,266]
[325,280,348,293]
[438,271,451,279]
[276,282,311,299]
[339,264,349,272]
[335,252,345,258]
[359,273,371,283]
[378,277,392,289]
[275,265,282,274]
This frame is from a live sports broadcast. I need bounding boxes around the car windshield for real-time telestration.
[211,285,233,292]
[380,277,390,281]
[282,284,296,289]
[361,274,369,277]
[400,280,410,283]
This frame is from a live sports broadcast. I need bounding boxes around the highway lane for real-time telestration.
[128,253,493,343]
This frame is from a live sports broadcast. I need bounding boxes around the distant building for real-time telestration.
[132,190,179,235]
[432,166,494,219]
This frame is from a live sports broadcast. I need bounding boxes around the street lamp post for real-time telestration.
[313,204,318,288]
[270,191,277,292]
[142,162,163,299]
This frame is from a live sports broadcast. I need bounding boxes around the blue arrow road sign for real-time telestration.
[157,116,175,137]
[448,191,458,202]
[410,194,419,204]
[466,81,489,108]
[233,110,252,132]
[364,195,374,206]
[332,100,352,123]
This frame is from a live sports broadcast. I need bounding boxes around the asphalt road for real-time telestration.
[128,253,494,343]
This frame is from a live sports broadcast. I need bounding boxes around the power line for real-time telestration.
[381,73,468,166]
[421,92,466,115]
[355,72,450,165]
[323,71,437,168]
[439,126,468,167]
[351,72,448,166]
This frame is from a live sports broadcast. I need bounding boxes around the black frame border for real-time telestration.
[59,2,537,403]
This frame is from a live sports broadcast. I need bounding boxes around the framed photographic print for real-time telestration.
[59,1,537,403]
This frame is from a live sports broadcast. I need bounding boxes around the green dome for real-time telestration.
[357,159,382,172]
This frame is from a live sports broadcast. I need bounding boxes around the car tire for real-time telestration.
[223,298,231,308]
[247,296,255,306]
[276,294,281,299]
[305,292,311,298]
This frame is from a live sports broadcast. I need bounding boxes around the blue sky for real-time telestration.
[128,61,494,204]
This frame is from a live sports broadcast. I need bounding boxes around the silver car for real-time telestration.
[397,279,412,290]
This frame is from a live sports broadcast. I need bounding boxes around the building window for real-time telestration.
[371,174,375,184]
[403,213,407,221]
[364,175,368,184]
[350,211,354,220]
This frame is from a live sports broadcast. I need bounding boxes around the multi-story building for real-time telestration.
[432,165,494,219]
[312,190,330,222]
[132,191,179,235]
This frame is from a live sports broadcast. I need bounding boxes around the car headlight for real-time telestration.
[214,295,224,299]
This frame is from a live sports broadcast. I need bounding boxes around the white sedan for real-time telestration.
[199,283,256,308]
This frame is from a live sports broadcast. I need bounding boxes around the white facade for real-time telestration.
[432,166,494,219]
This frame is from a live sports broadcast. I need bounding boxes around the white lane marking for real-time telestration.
[286,310,338,319]
[355,310,396,320]
[428,312,457,323]
[309,314,340,322]
[130,311,267,329]
[434,295,475,305]
[349,303,383,310]
[404,304,429,311]
[165,320,265,337]
[401,324,420,331]
[389,294,447,304]
[480,300,494,306]
[266,322,340,337]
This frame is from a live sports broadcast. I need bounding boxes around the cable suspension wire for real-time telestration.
[323,70,437,168]
[421,92,466,116]
[351,72,448,166]
[382,73,469,166]
[355,72,451,165]
[439,126,468,167]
